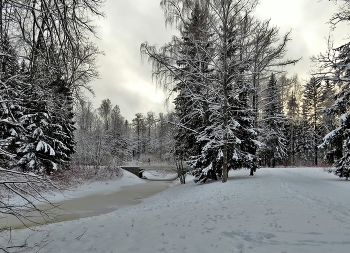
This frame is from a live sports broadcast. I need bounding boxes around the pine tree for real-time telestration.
[0,35,23,167]
[286,91,300,166]
[98,99,112,131]
[142,0,298,183]
[173,2,212,175]
[320,42,350,178]
[50,78,76,170]
[132,113,146,159]
[191,0,259,182]
[300,77,324,166]
[259,73,287,166]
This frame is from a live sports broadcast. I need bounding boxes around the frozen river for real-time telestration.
[1,180,172,230]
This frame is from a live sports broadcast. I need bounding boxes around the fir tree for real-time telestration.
[192,1,259,182]
[259,73,287,166]
[50,78,76,170]
[286,91,300,166]
[300,77,324,165]
[173,2,212,176]
[320,42,350,179]
[0,35,23,167]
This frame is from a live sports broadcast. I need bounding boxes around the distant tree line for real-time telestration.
[73,98,177,167]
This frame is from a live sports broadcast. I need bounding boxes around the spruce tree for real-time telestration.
[192,1,259,182]
[0,35,22,167]
[320,42,350,178]
[259,73,287,166]
[286,91,300,166]
[300,77,324,166]
[173,2,212,178]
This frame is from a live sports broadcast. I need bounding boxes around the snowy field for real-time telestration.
[2,167,350,253]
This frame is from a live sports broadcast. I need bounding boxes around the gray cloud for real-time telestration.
[88,0,346,121]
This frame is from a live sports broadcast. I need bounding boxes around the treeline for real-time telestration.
[73,98,177,166]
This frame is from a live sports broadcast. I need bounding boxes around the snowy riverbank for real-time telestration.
[2,167,350,253]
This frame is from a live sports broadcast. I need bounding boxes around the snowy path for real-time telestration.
[2,167,350,253]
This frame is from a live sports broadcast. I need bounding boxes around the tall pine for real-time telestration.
[320,42,350,178]
[300,77,324,166]
[173,3,212,180]
[259,73,287,166]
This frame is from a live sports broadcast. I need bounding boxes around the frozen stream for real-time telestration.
[1,180,172,230]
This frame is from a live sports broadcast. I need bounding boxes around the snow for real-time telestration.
[45,169,147,203]
[2,167,350,253]
[36,141,55,156]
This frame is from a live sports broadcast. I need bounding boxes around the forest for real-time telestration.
[1,0,350,236]
[0,0,349,250]
[1,0,350,184]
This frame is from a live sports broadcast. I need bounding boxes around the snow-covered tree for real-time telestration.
[142,0,320,182]
[300,77,325,165]
[132,113,147,159]
[286,91,300,166]
[0,35,22,167]
[15,79,76,174]
[259,73,287,166]
[98,99,113,131]
[318,42,350,178]
[172,2,212,175]
[0,0,103,173]
[314,0,350,178]
[142,0,261,183]
[193,0,260,182]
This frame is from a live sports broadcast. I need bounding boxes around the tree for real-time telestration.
[1,0,104,247]
[172,2,212,178]
[146,111,156,153]
[317,42,350,178]
[98,99,112,131]
[143,0,294,183]
[259,73,287,166]
[0,35,22,168]
[286,91,300,166]
[301,77,324,166]
[250,20,299,128]
[0,0,103,173]
[15,80,76,174]
[132,113,146,159]
[315,0,350,178]
[195,0,260,182]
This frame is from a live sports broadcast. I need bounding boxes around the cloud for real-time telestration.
[88,0,175,121]
[87,0,347,121]
[255,0,341,80]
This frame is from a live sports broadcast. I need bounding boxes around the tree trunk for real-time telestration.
[221,2,230,183]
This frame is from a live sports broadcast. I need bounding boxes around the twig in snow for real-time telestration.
[76,228,88,240]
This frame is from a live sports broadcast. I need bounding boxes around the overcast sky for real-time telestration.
[88,0,346,122]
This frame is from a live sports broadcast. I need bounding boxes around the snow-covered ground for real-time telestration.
[2,167,350,253]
